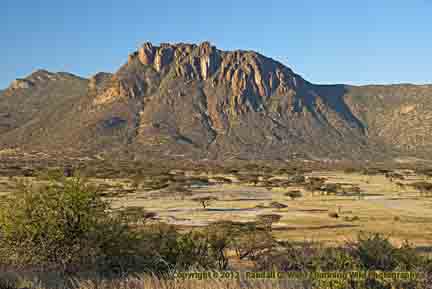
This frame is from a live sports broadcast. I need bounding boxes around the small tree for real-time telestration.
[305,177,326,196]
[411,181,432,197]
[269,201,288,210]
[349,233,398,270]
[395,182,406,190]
[118,206,157,225]
[193,196,218,209]
[289,174,306,184]
[285,190,303,200]
[257,214,282,231]
[231,222,275,260]
[322,183,342,195]
[204,221,241,270]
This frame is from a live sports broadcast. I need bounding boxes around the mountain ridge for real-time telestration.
[1,41,431,161]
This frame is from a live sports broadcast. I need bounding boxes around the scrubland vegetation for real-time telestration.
[0,161,432,288]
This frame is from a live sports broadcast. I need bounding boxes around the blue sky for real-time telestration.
[1,0,431,88]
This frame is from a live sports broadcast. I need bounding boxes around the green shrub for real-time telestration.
[321,183,342,194]
[256,241,318,272]
[349,233,397,270]
[284,190,302,200]
[231,222,275,260]
[288,175,306,184]
[137,223,214,272]
[313,246,360,271]
[0,171,241,275]
[255,234,429,289]
[349,233,425,272]
[411,181,432,196]
[269,201,288,209]
[256,214,282,231]
[138,222,237,271]
[0,172,146,275]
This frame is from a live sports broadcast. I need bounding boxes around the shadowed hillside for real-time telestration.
[1,42,431,161]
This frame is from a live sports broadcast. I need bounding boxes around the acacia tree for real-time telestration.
[257,214,282,231]
[285,190,303,200]
[205,221,240,270]
[305,177,326,196]
[118,206,157,225]
[411,182,432,197]
[193,196,218,209]
[231,222,275,260]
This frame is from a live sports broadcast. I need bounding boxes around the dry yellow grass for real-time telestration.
[110,170,432,247]
[0,271,314,289]
[1,170,432,247]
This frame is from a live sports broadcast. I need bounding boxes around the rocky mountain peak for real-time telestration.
[6,69,79,92]
[124,41,302,101]
[8,79,34,90]
[2,42,432,160]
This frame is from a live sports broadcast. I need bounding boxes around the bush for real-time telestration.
[313,246,360,271]
[0,170,253,275]
[138,223,218,272]
[0,172,151,275]
[256,241,318,272]
[321,183,342,194]
[304,177,326,194]
[147,220,254,271]
[344,167,360,174]
[288,175,306,184]
[257,214,282,231]
[411,181,432,196]
[284,190,302,200]
[256,233,429,289]
[230,222,275,260]
[343,215,360,222]
[269,201,288,209]
[348,232,425,271]
[204,221,241,270]
[192,196,218,209]
[117,206,157,225]
[328,212,339,218]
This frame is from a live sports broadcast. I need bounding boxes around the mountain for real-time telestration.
[1,42,431,161]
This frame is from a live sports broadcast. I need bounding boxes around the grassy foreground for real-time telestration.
[0,168,432,289]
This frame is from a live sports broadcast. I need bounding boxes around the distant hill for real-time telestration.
[1,42,431,161]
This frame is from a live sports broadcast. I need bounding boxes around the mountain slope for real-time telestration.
[1,42,431,161]
[345,84,432,159]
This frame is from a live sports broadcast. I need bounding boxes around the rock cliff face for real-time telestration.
[1,42,432,161]
[8,79,34,90]
[131,42,299,102]
[5,70,81,93]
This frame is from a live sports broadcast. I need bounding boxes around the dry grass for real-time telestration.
[101,170,432,246]
[1,169,432,247]
[0,272,306,289]
[1,168,432,289]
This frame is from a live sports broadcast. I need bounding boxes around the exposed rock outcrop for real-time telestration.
[138,42,156,65]
[88,72,113,92]
[7,70,80,92]
[3,42,432,161]
[127,41,302,114]
[9,79,34,90]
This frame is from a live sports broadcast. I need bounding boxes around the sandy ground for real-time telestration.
[1,171,431,248]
